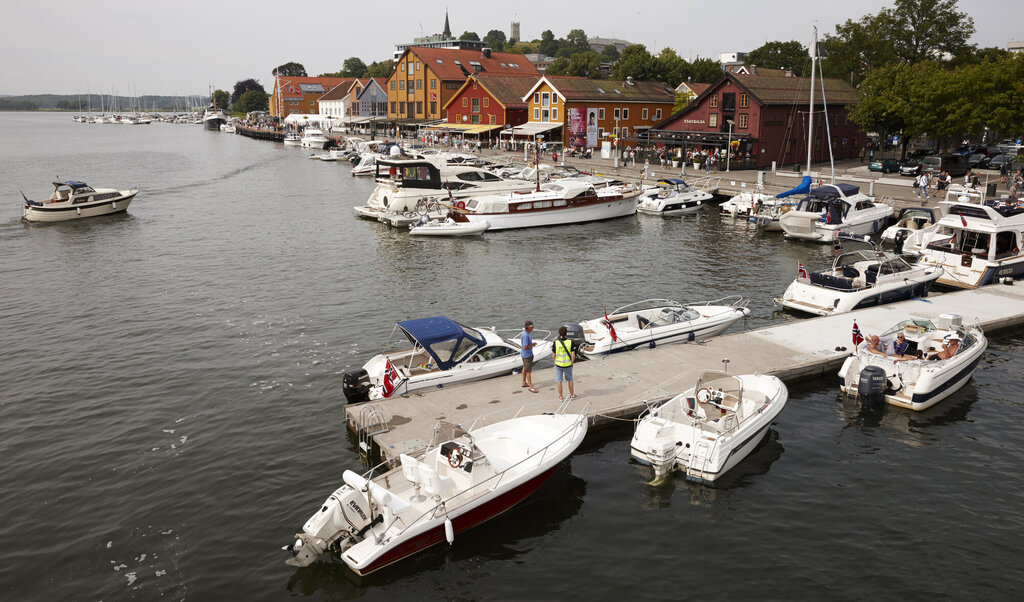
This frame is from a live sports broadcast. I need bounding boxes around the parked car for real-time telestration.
[922,154,969,177]
[907,149,931,159]
[954,144,978,156]
[968,153,991,169]
[869,157,900,173]
[988,154,1014,171]
[899,158,924,176]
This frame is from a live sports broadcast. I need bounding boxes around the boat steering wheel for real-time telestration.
[447,446,468,468]
[696,388,713,403]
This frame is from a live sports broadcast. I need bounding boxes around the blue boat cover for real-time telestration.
[658,178,686,186]
[56,181,89,189]
[776,176,812,199]
[396,316,486,370]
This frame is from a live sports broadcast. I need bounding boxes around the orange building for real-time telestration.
[269,76,353,119]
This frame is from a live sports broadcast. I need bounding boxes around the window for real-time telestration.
[542,109,549,122]
[472,81,477,89]
[415,62,420,71]
[472,98,479,112]
[399,101,405,113]
[642,108,648,120]
[613,108,620,119]
[416,101,422,114]
[488,114,495,124]
[390,101,396,113]
[430,101,436,114]
[390,81,396,90]
[541,92,549,107]
[738,114,748,129]
[622,108,629,119]
[399,80,404,90]
[534,93,539,104]
[430,79,437,89]
[416,79,422,90]
[722,92,735,111]
[613,126,619,137]
[483,98,489,108]
[407,62,413,75]
[462,97,468,108]
[710,94,718,108]
[654,108,661,120]
[472,114,479,124]
[598,128,605,138]
[740,93,749,108]
[599,108,605,120]
[552,107,558,121]
[709,113,718,127]
[534,107,539,119]
[622,127,628,138]
[445,81,459,89]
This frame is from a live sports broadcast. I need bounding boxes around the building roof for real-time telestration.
[442,74,539,111]
[525,76,676,103]
[276,77,353,100]
[315,78,362,102]
[676,81,711,95]
[404,47,540,80]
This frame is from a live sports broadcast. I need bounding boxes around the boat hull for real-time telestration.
[465,197,637,230]
[203,117,226,131]
[781,271,940,316]
[409,222,489,237]
[23,192,137,222]
[586,309,748,354]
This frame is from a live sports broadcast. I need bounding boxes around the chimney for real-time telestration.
[483,48,492,58]
[626,76,634,85]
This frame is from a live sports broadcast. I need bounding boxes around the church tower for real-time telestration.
[442,10,452,39]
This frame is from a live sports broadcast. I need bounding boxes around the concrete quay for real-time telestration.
[345,282,1024,463]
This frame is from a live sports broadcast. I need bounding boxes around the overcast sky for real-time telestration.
[3,0,1021,96]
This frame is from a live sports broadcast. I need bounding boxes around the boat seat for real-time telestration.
[842,265,860,279]
[637,315,650,329]
[419,464,454,500]
[400,454,421,484]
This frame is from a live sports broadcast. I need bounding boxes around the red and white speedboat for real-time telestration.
[460,179,641,230]
[284,402,589,575]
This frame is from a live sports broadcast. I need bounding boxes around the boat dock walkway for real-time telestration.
[345,283,1024,463]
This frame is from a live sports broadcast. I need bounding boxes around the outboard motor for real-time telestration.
[893,229,909,254]
[857,365,888,408]
[342,369,371,404]
[561,323,588,361]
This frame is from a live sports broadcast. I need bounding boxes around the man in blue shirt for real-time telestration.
[520,320,538,393]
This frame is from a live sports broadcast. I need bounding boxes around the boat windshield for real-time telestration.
[694,370,743,402]
[428,421,473,449]
[397,316,487,370]
[880,319,936,338]
[611,299,683,315]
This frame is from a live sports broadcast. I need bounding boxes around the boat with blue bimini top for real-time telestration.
[21,180,139,222]
[839,313,986,411]
[779,182,893,242]
[573,297,750,355]
[630,370,788,482]
[342,316,553,403]
[637,177,714,216]
[750,176,812,231]
[780,234,941,316]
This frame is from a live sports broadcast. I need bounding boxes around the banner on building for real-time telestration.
[586,108,598,147]
[568,107,586,148]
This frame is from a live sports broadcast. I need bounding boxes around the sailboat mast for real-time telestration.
[805,26,817,175]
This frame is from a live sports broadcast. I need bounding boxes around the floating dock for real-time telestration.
[345,282,1024,463]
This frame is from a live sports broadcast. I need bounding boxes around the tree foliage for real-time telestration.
[365,60,394,78]
[483,29,506,51]
[231,79,264,104]
[655,48,688,87]
[545,57,570,76]
[745,41,809,76]
[538,30,558,57]
[689,57,724,84]
[236,90,269,113]
[600,45,620,62]
[342,57,367,77]
[610,44,658,81]
[273,62,307,77]
[459,31,480,41]
[212,89,230,110]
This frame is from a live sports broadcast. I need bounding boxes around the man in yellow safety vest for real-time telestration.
[551,326,578,401]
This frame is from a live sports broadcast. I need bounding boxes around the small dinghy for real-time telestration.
[409,212,489,237]
[283,402,589,575]
[631,370,788,482]
[839,313,986,411]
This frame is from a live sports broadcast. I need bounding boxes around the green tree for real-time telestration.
[567,52,603,78]
[55,100,72,110]
[235,89,269,113]
[610,44,658,81]
[876,0,974,65]
[538,30,559,57]
[600,45,620,62]
[745,40,809,76]
[231,79,264,105]
[273,62,307,77]
[689,57,723,83]
[655,48,689,87]
[365,60,394,78]
[459,31,480,41]
[483,29,507,52]
[564,29,590,54]
[505,41,536,55]
[212,89,230,110]
[342,57,367,77]
[545,57,570,76]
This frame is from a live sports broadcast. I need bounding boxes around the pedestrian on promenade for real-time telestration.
[520,321,538,393]
[552,326,578,401]
[936,170,950,192]
[1000,162,1009,184]
[859,146,865,164]
[643,158,650,179]
[916,172,929,199]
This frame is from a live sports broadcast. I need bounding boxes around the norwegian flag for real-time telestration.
[852,321,864,346]
[381,359,402,398]
[797,262,808,279]
[603,308,618,342]
[445,180,453,202]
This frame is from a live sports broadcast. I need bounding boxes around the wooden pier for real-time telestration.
[345,283,1024,464]
[236,125,284,142]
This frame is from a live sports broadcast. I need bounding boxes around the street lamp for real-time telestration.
[726,119,735,172]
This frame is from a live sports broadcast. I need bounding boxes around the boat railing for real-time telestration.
[492,328,554,346]
[681,295,749,312]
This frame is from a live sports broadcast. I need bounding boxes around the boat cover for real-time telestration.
[776,176,811,199]
[809,183,860,199]
[55,181,88,189]
[658,178,686,186]
[396,316,486,370]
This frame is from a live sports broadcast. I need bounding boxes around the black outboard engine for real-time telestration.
[561,323,588,361]
[858,365,888,408]
[342,369,371,404]
[894,229,909,254]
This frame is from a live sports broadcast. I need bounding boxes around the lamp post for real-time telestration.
[726,119,735,172]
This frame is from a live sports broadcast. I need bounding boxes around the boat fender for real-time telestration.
[444,517,454,544]
[456,201,466,210]
[112,201,117,210]
[688,331,695,342]
[77,207,81,215]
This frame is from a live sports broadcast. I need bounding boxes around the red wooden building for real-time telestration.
[442,73,536,136]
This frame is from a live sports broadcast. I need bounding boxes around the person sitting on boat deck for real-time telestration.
[890,332,910,357]
[865,335,888,356]
[928,333,960,361]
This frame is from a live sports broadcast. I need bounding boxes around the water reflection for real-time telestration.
[836,381,980,444]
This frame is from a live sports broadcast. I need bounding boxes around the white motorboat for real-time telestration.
[780,235,941,316]
[300,128,330,149]
[879,206,942,245]
[408,213,489,237]
[630,371,788,482]
[637,178,714,216]
[575,297,750,355]
[284,402,589,575]
[779,183,894,242]
[720,187,774,217]
[220,122,236,133]
[22,180,138,222]
[283,132,302,146]
[910,199,1024,288]
[355,158,535,226]
[341,316,553,403]
[350,153,379,176]
[749,176,812,231]
[460,180,641,231]
[839,314,986,411]
[202,104,227,130]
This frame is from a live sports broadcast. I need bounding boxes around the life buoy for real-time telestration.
[447,446,466,468]
[456,201,466,210]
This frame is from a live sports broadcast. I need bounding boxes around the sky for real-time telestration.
[3,0,1022,96]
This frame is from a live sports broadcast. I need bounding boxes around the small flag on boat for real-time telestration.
[960,213,968,227]
[798,262,808,279]
[852,321,864,346]
[603,308,618,342]
[381,359,402,398]
[445,180,453,202]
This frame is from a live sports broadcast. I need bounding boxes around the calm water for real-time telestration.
[1,113,1022,600]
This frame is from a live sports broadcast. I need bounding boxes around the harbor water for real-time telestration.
[1,113,1022,600]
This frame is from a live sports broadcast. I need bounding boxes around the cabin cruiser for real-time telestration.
[354,158,535,226]
[284,403,589,574]
[637,178,713,216]
[574,297,750,355]
[283,132,302,146]
[779,183,893,242]
[202,104,227,131]
[350,153,379,176]
[780,235,941,316]
[630,371,787,482]
[909,199,1024,288]
[342,316,552,403]
[460,180,641,231]
[300,128,330,149]
[839,314,986,410]
[22,180,138,222]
